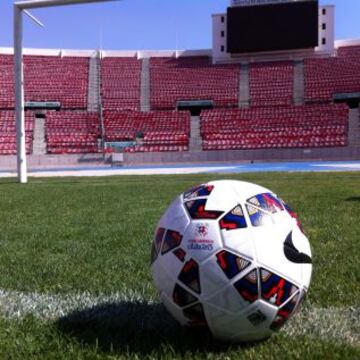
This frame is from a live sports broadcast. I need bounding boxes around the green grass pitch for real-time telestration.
[0,172,358,359]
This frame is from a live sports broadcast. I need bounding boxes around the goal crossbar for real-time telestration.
[15,0,118,10]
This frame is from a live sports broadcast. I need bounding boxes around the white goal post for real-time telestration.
[14,0,120,183]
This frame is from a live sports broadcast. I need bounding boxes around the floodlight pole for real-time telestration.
[14,0,119,183]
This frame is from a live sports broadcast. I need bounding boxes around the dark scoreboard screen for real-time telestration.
[227,1,319,53]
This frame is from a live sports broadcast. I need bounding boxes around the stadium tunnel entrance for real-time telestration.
[25,101,61,111]
[334,93,360,109]
[177,100,214,116]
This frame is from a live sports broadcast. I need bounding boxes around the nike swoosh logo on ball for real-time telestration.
[284,231,312,264]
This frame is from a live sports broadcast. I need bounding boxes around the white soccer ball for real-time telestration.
[151,180,312,342]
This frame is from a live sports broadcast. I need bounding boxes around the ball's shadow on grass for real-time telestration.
[57,301,249,356]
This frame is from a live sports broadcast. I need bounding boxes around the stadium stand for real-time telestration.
[101,57,142,111]
[249,61,294,107]
[0,55,15,109]
[104,110,190,152]
[337,45,360,58]
[304,55,360,103]
[149,56,240,110]
[45,112,100,154]
[201,104,349,151]
[0,55,89,109]
[0,111,34,155]
[1,48,360,157]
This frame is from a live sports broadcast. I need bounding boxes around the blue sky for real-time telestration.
[0,0,359,50]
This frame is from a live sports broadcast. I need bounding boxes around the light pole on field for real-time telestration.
[14,0,120,183]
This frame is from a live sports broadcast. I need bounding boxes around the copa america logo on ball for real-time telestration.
[196,223,209,237]
[188,223,214,251]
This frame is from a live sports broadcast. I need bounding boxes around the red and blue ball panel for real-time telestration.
[216,250,251,280]
[219,205,247,231]
[233,269,259,303]
[270,292,300,331]
[178,259,201,294]
[161,230,183,255]
[183,184,215,200]
[247,193,284,214]
[185,199,224,220]
[246,204,273,227]
[260,268,299,307]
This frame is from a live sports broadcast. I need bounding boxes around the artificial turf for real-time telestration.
[0,172,358,359]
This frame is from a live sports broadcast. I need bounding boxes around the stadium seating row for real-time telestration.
[0,103,351,154]
[103,111,190,147]
[249,61,294,107]
[337,45,360,58]
[1,47,360,111]
[124,145,188,153]
[0,111,34,154]
[201,104,349,150]
[101,57,141,111]
[149,57,239,110]
[0,55,88,109]
[45,112,100,154]
[202,137,346,150]
[305,49,360,102]
[143,132,189,146]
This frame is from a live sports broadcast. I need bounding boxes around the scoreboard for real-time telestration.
[227,0,319,54]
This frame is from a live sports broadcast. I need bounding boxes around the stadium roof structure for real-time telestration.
[13,0,120,183]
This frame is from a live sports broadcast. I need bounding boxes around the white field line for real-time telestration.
[0,289,358,346]
[0,288,149,320]
[0,167,233,178]
[283,306,360,347]
[313,164,360,170]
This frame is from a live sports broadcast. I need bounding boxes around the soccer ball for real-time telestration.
[151,180,312,343]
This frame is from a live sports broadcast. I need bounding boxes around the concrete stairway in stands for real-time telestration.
[32,117,46,155]
[87,55,100,112]
[141,58,151,112]
[348,107,360,147]
[294,60,305,105]
[189,116,202,152]
[239,63,250,108]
